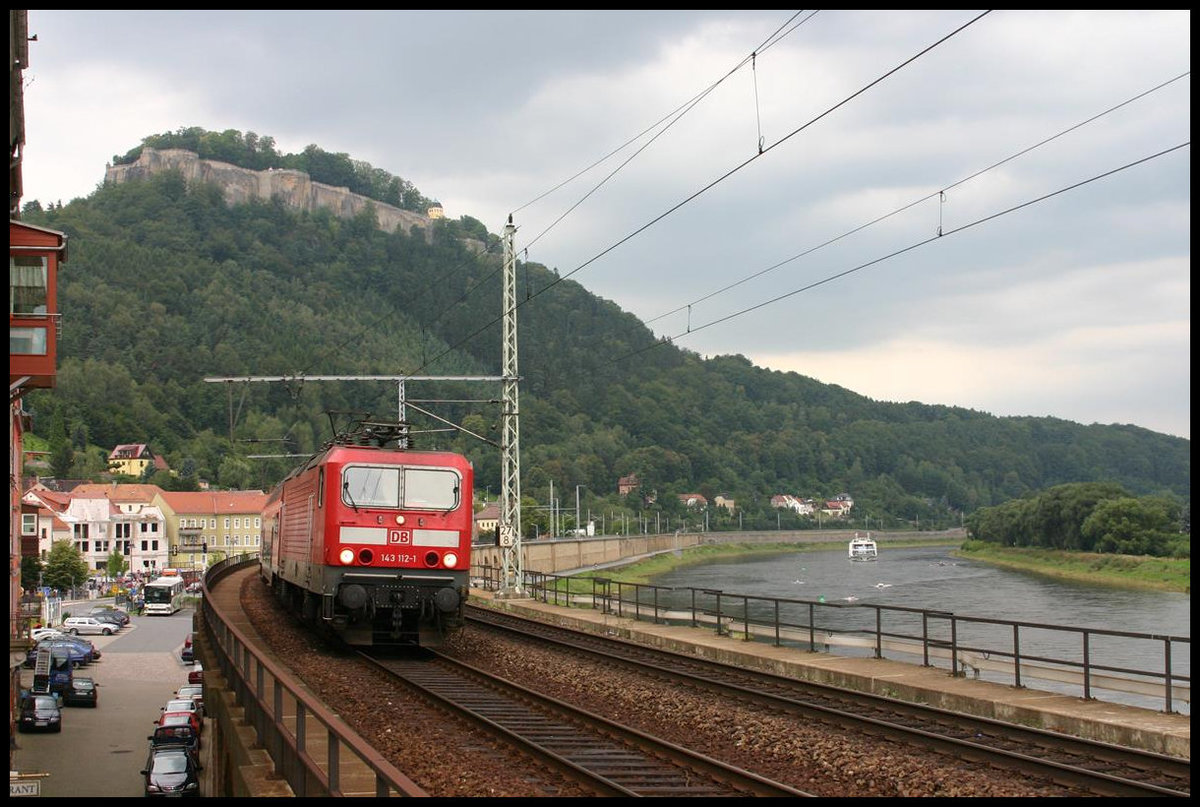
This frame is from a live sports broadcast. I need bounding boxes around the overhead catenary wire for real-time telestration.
[607,141,1191,365]
[401,11,990,377]
[511,10,818,260]
[640,70,1191,328]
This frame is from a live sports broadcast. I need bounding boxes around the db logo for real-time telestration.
[389,530,412,545]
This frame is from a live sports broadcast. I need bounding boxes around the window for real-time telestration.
[141,541,148,552]
[403,467,461,509]
[224,518,230,529]
[232,535,240,546]
[234,518,240,529]
[152,540,159,551]
[9,326,47,355]
[22,514,36,535]
[255,517,261,528]
[79,541,89,553]
[73,523,89,540]
[10,256,48,315]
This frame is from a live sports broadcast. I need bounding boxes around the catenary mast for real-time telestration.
[498,215,523,594]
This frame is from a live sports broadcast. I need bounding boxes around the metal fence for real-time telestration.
[474,564,1190,714]
[201,554,426,797]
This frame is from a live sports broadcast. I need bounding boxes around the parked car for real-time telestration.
[157,709,202,736]
[148,723,201,757]
[161,698,203,724]
[88,606,130,625]
[49,635,101,660]
[30,627,68,642]
[27,640,92,668]
[180,645,194,663]
[62,616,117,636]
[18,693,62,733]
[89,611,124,629]
[187,662,204,685]
[174,685,204,717]
[62,675,98,707]
[140,745,202,797]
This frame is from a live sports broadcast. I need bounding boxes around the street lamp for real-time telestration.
[575,485,585,537]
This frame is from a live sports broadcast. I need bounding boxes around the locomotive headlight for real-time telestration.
[395,515,406,525]
[443,552,459,568]
[339,548,355,565]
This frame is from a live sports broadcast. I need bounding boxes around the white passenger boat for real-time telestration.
[848,533,878,561]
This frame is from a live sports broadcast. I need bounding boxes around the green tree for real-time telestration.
[106,550,129,580]
[20,555,44,590]
[1081,497,1176,556]
[49,410,74,478]
[43,539,89,592]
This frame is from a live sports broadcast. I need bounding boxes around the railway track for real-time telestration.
[361,649,812,797]
[465,604,1190,798]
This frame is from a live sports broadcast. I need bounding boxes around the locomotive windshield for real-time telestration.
[342,464,460,510]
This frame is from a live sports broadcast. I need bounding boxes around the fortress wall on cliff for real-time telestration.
[104,147,434,239]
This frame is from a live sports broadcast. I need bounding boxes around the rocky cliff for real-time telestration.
[105,147,435,239]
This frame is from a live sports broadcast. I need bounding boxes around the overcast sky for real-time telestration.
[19,10,1191,439]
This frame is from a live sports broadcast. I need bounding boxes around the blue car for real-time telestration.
[25,640,92,669]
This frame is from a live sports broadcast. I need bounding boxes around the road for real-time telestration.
[13,602,199,798]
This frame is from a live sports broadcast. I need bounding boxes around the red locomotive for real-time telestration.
[260,420,474,648]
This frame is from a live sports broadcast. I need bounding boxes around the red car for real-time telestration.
[157,710,201,737]
[187,662,203,685]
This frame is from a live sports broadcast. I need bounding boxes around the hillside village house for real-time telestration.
[771,494,853,518]
[107,443,169,477]
[677,493,708,509]
[473,503,500,541]
[617,474,639,496]
[713,495,736,513]
[769,494,816,515]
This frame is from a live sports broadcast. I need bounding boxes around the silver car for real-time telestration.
[62,616,117,636]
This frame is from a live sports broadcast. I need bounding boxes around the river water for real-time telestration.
[647,544,1190,714]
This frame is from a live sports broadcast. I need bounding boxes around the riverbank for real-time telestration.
[953,541,1190,594]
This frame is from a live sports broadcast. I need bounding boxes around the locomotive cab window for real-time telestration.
[342,465,460,510]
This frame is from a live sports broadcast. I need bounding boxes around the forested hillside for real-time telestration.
[19,138,1190,536]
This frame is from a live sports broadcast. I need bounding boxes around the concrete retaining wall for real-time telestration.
[470,532,702,576]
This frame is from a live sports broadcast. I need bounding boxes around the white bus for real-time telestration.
[143,576,185,615]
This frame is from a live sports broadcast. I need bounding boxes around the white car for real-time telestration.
[62,616,117,636]
[30,627,68,642]
[161,698,203,722]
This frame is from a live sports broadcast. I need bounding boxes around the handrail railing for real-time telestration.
[475,564,1189,714]
[201,554,426,796]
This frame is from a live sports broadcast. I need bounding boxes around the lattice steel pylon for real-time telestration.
[498,215,523,594]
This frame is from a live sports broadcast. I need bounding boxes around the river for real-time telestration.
[646,543,1190,714]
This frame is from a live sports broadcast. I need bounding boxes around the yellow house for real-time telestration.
[157,489,270,569]
[473,503,499,541]
[108,444,165,477]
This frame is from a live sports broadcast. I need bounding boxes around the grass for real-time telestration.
[954,541,1190,594]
